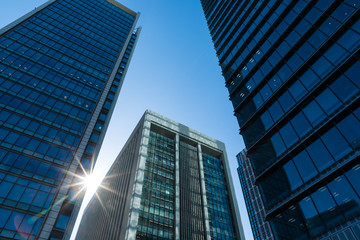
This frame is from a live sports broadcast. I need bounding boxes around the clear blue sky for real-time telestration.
[0,1,252,239]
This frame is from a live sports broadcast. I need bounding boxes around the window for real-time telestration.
[289,81,306,101]
[327,176,360,218]
[345,164,360,196]
[311,57,333,78]
[293,150,318,182]
[337,114,360,148]
[291,112,312,138]
[279,123,299,148]
[316,89,341,113]
[271,133,286,156]
[330,76,358,103]
[0,208,11,228]
[321,127,351,160]
[278,91,295,112]
[303,101,325,126]
[307,139,334,171]
[283,161,303,191]
[269,101,284,122]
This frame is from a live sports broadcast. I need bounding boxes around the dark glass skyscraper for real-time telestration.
[76,110,245,240]
[237,150,274,240]
[0,0,139,239]
[201,0,360,239]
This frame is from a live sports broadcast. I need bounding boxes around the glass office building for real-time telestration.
[0,0,139,239]
[200,0,360,239]
[75,110,245,240]
[237,150,274,240]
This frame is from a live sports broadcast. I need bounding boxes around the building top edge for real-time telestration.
[106,0,137,17]
[144,109,226,151]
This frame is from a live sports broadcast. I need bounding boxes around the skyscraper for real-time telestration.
[75,110,245,240]
[201,0,360,239]
[237,150,274,240]
[0,1,139,239]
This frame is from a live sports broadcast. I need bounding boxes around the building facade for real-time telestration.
[237,150,274,240]
[0,1,139,239]
[200,0,360,239]
[75,110,245,240]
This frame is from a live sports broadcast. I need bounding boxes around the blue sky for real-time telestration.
[1,1,252,239]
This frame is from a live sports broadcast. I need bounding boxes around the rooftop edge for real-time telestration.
[106,0,137,17]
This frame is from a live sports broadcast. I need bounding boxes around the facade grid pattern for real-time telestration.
[200,0,360,239]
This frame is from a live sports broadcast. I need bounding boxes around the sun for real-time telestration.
[83,172,102,196]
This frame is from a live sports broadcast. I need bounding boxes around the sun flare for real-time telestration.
[82,172,102,195]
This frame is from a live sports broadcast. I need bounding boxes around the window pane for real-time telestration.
[311,187,338,215]
[55,215,70,230]
[291,112,312,138]
[307,139,334,171]
[321,127,351,160]
[271,133,286,156]
[327,176,360,219]
[293,150,318,182]
[337,114,360,149]
[303,101,326,126]
[278,91,295,112]
[298,197,325,236]
[315,89,341,114]
[279,123,299,148]
[0,208,12,228]
[284,161,303,191]
[330,76,358,103]
[345,164,360,196]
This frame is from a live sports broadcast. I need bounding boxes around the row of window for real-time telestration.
[65,0,135,33]
[49,3,130,53]
[0,172,55,214]
[0,92,86,138]
[271,164,360,239]
[221,0,279,63]
[212,0,254,48]
[1,109,79,149]
[0,49,101,103]
[203,154,236,239]
[260,107,360,209]
[231,3,359,118]
[225,0,356,83]
[33,11,121,60]
[0,39,105,96]
[4,27,112,79]
[243,59,360,150]
[137,131,175,240]
[0,127,73,166]
[0,207,43,240]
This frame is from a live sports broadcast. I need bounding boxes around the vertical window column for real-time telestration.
[197,144,211,240]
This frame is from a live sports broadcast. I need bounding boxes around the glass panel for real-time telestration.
[55,215,70,230]
[327,176,360,219]
[298,197,325,236]
[303,101,326,126]
[330,76,358,103]
[293,150,318,182]
[321,127,351,160]
[279,123,299,148]
[291,112,312,138]
[269,101,284,122]
[0,208,12,228]
[315,89,341,113]
[307,139,334,171]
[345,164,360,196]
[283,161,303,191]
[271,133,286,156]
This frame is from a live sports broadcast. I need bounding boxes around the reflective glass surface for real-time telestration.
[0,0,137,238]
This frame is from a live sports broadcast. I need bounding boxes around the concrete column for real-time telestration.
[175,134,180,240]
[197,144,211,240]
